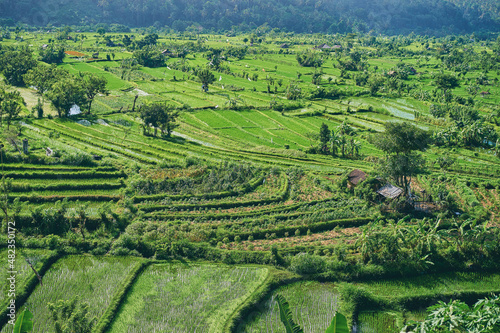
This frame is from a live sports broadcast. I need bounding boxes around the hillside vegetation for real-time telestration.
[0,28,499,332]
[0,0,499,35]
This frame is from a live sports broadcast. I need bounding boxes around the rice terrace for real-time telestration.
[0,0,499,331]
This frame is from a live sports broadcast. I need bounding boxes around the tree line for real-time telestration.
[0,46,107,117]
[1,0,499,35]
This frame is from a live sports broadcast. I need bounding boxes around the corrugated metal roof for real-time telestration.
[377,183,403,199]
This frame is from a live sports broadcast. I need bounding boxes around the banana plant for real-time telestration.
[325,312,349,333]
[13,309,33,333]
[276,294,304,333]
[277,294,350,333]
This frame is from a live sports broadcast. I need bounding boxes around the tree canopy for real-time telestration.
[139,102,180,137]
[375,122,430,155]
[375,122,430,196]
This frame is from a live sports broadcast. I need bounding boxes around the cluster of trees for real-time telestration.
[0,46,108,117]
[1,0,499,34]
[296,51,324,68]
[139,102,180,137]
[310,122,361,159]
[431,104,498,148]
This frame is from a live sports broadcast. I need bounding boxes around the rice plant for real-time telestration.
[242,281,339,333]
[0,256,140,333]
[356,311,399,333]
[108,264,268,333]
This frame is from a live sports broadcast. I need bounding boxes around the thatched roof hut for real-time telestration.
[347,169,367,187]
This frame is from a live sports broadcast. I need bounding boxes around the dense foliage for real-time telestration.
[1,0,499,35]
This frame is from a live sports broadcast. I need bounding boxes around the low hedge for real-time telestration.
[140,174,289,213]
[11,182,123,192]
[9,194,121,203]
[133,175,265,203]
[4,171,126,180]
[218,216,374,242]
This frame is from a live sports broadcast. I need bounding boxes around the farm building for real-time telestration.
[377,183,403,199]
[316,43,331,49]
[347,169,367,188]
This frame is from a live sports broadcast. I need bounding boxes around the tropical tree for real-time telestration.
[196,67,216,92]
[375,122,430,195]
[24,64,67,103]
[1,91,23,129]
[80,73,108,114]
[39,44,65,64]
[133,45,165,67]
[224,94,245,109]
[47,78,86,117]
[285,81,302,100]
[0,46,37,86]
[434,72,460,100]
[139,102,179,137]
[319,123,330,154]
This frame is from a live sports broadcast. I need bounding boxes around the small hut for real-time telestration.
[347,169,367,188]
[377,183,403,200]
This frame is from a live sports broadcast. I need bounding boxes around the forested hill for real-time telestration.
[0,0,499,35]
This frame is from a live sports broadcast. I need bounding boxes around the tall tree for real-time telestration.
[24,64,67,103]
[197,67,216,92]
[434,72,460,99]
[1,91,23,129]
[39,44,66,64]
[47,78,86,117]
[80,73,108,114]
[139,102,179,137]
[0,46,37,86]
[375,122,430,196]
[319,123,330,154]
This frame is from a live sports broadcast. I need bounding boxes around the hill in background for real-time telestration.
[0,0,499,35]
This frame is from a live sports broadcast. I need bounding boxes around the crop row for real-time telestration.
[145,197,337,220]
[2,170,125,179]
[10,182,123,193]
[133,175,266,203]
[10,194,121,203]
[0,164,116,172]
[35,121,160,165]
[138,172,289,213]
[214,216,374,242]
[59,120,190,161]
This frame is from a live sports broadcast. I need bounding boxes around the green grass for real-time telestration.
[108,263,268,333]
[357,311,400,333]
[353,271,500,299]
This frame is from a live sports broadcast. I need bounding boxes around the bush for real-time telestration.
[289,252,326,275]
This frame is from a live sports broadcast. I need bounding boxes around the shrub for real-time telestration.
[289,253,326,275]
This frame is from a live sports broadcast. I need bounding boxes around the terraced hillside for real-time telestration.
[0,30,499,332]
